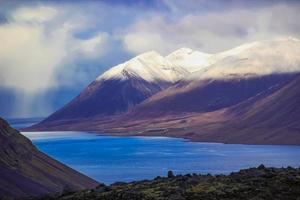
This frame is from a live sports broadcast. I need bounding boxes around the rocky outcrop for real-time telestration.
[31,166,300,200]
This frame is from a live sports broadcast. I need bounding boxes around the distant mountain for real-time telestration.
[0,117,98,198]
[27,38,300,145]
[127,38,300,117]
[43,51,189,122]
[186,37,300,81]
[93,73,300,145]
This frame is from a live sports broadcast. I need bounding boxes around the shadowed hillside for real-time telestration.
[44,78,172,121]
[0,118,98,198]
[193,73,300,144]
[127,73,296,118]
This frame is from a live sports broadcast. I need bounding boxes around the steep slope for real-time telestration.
[42,51,189,122]
[84,73,300,145]
[35,48,216,124]
[129,73,296,117]
[27,73,300,145]
[28,37,300,138]
[0,117,98,198]
[129,73,300,144]
[128,38,300,117]
[212,72,300,144]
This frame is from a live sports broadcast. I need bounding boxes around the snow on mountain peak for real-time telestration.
[97,50,188,83]
[278,36,300,42]
[97,37,300,84]
[166,48,214,73]
[186,38,300,81]
[170,47,194,54]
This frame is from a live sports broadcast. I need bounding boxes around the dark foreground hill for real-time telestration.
[29,165,300,200]
[0,117,98,198]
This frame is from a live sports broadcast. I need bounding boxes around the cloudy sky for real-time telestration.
[0,0,299,118]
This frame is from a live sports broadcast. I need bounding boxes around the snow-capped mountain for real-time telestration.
[166,48,216,73]
[30,37,300,133]
[98,51,189,83]
[187,37,300,80]
[126,38,300,117]
[40,51,189,121]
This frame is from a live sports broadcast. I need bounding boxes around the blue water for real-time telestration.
[12,118,300,185]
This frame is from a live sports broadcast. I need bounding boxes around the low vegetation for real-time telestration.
[28,165,300,200]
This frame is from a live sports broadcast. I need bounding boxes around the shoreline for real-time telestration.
[22,128,300,146]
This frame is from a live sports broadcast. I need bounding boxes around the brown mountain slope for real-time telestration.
[27,74,300,145]
[73,73,299,145]
[114,73,300,145]
[0,117,98,198]
[27,73,296,133]
[212,72,300,144]
[126,73,297,118]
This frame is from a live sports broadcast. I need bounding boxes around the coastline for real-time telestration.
[22,126,300,146]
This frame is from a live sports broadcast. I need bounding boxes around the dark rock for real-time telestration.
[168,170,175,178]
[30,166,300,200]
[258,164,266,170]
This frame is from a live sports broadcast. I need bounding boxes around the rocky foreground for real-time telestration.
[29,165,300,200]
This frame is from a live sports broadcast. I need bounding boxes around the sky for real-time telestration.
[0,0,300,118]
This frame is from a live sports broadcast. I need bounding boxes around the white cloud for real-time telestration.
[0,5,110,94]
[0,5,113,117]
[0,23,65,93]
[12,6,57,23]
[75,32,109,58]
[120,3,300,55]
[123,29,171,54]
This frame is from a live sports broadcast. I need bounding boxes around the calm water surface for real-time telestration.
[11,118,300,184]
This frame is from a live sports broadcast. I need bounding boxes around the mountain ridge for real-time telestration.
[26,38,300,145]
